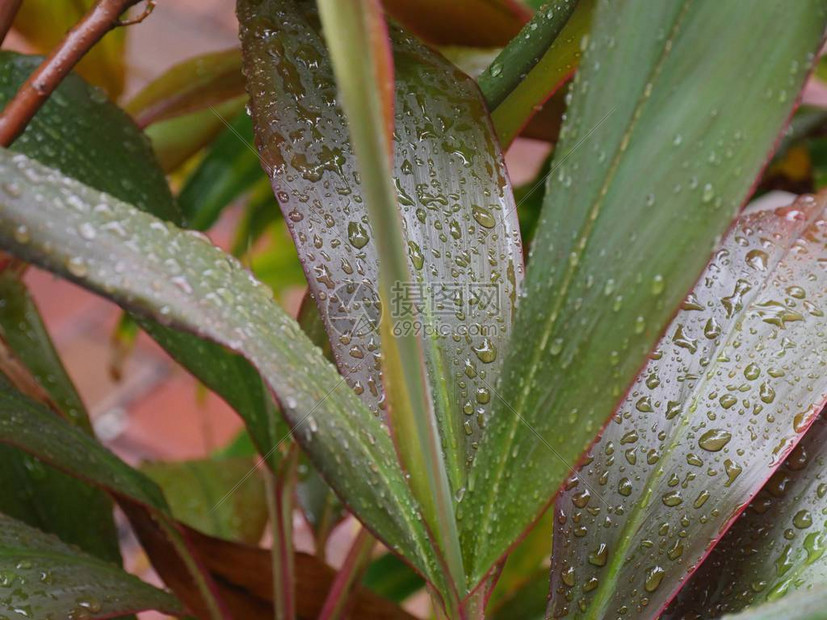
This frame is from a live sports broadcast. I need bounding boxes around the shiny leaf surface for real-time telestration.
[239,0,523,494]
[461,0,827,586]
[0,149,440,585]
[550,197,827,617]
[0,52,179,223]
[0,512,181,618]
[668,412,827,617]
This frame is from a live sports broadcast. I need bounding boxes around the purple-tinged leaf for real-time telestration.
[550,197,827,617]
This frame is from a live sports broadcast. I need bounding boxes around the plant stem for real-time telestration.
[318,527,375,620]
[0,0,22,45]
[0,0,147,146]
[266,446,299,620]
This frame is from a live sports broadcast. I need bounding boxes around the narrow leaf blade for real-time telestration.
[461,0,827,584]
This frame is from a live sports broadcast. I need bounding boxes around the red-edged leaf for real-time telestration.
[550,196,827,617]
[667,410,827,617]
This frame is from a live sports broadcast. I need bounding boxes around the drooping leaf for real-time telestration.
[0,275,121,563]
[125,49,246,128]
[549,197,827,617]
[488,0,593,147]
[142,457,268,545]
[0,51,179,223]
[0,512,181,618]
[182,525,417,619]
[460,0,827,586]
[667,411,827,617]
[381,0,529,47]
[239,0,523,499]
[12,0,126,98]
[0,149,441,588]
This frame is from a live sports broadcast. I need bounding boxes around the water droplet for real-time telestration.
[698,429,731,452]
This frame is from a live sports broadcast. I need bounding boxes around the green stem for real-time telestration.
[478,0,578,109]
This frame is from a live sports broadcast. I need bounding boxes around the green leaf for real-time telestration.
[488,570,549,620]
[489,0,593,146]
[722,586,827,620]
[460,0,827,586]
[362,552,426,602]
[0,274,122,564]
[477,0,578,110]
[0,51,179,223]
[316,0,464,595]
[239,0,523,503]
[0,511,181,618]
[549,197,827,616]
[0,148,441,587]
[668,411,827,617]
[142,457,268,544]
[12,0,126,98]
[125,49,246,128]
[178,111,265,231]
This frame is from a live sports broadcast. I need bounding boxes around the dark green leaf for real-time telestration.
[478,0,578,110]
[461,0,827,586]
[0,148,441,586]
[362,552,426,602]
[178,111,265,231]
[0,512,181,618]
[0,51,179,223]
[668,412,827,617]
[549,197,827,616]
[142,457,268,544]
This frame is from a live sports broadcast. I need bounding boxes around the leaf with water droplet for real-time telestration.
[0,511,181,618]
[462,0,827,588]
[551,197,827,617]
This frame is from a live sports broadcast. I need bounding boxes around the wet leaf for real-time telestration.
[381,0,529,47]
[125,49,246,128]
[461,0,827,586]
[477,0,578,110]
[239,0,523,497]
[668,412,827,617]
[0,511,181,618]
[0,51,179,223]
[488,0,593,147]
[0,148,441,587]
[0,274,121,563]
[550,197,827,617]
[12,0,126,98]
[721,585,827,620]
[142,457,268,545]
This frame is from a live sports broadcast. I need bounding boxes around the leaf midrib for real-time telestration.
[470,0,693,579]
[585,204,822,617]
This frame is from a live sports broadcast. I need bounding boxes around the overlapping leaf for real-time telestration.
[0,512,181,619]
[0,149,441,588]
[550,198,827,617]
[239,0,523,495]
[667,412,827,617]
[459,0,827,585]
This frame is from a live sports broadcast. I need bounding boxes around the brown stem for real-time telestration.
[0,0,23,45]
[0,0,146,147]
